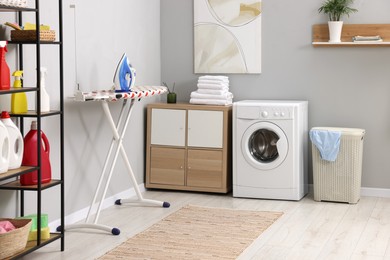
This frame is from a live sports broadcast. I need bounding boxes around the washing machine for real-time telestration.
[233,100,308,200]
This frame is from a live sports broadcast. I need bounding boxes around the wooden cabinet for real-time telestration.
[145,103,232,193]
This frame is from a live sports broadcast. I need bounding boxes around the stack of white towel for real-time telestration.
[190,75,233,106]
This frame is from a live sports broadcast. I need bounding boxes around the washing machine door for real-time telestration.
[241,122,288,170]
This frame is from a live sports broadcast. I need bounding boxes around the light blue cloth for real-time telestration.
[310,129,341,162]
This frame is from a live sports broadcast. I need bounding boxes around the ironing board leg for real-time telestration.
[86,100,128,223]
[57,99,169,236]
[101,99,170,208]
[56,101,128,235]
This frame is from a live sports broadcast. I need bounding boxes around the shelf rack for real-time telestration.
[312,24,390,47]
[0,1,64,259]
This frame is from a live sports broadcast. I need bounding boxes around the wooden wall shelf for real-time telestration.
[312,24,390,47]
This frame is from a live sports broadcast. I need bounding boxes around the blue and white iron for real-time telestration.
[113,53,136,92]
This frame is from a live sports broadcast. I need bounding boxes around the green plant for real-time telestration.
[318,0,358,21]
[162,82,176,93]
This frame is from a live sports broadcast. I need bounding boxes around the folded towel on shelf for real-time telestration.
[197,89,229,95]
[199,75,229,82]
[191,91,233,100]
[197,83,229,90]
[309,129,341,162]
[190,98,233,106]
[197,79,229,85]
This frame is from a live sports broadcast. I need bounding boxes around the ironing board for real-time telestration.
[59,86,170,235]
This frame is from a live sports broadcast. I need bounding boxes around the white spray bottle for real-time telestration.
[38,67,50,112]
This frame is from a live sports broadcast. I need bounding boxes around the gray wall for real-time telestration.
[161,0,390,188]
[0,0,162,221]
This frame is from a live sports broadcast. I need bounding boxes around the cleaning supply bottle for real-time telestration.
[0,119,10,173]
[38,67,50,112]
[0,41,10,91]
[1,111,23,169]
[11,70,28,114]
[20,121,51,185]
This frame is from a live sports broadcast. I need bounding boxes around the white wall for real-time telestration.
[161,0,390,189]
[0,0,162,222]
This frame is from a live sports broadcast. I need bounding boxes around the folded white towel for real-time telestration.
[197,89,228,95]
[190,98,233,106]
[198,79,229,85]
[191,91,233,100]
[197,83,229,90]
[199,75,229,81]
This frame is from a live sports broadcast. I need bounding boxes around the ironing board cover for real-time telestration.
[74,86,168,102]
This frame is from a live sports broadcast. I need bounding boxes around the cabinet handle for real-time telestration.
[188,166,191,169]
[180,166,183,169]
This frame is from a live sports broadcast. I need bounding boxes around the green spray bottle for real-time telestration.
[11,70,28,113]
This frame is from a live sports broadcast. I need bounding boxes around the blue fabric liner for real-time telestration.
[310,130,341,162]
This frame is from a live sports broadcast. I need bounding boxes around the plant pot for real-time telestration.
[167,92,177,103]
[328,21,343,43]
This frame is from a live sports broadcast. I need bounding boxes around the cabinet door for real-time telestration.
[187,110,223,148]
[150,147,185,186]
[187,149,223,188]
[151,109,186,146]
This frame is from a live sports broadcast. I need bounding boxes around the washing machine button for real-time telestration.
[274,112,279,117]
[280,112,285,117]
[261,111,268,118]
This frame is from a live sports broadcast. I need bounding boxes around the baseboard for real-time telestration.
[308,184,390,199]
[48,183,146,231]
[360,187,390,198]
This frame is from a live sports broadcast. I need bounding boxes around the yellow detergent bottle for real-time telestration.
[11,70,28,114]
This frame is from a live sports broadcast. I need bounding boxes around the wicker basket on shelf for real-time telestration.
[11,30,56,42]
[0,0,28,7]
[0,218,32,259]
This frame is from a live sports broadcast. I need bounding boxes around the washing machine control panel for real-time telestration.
[259,107,293,119]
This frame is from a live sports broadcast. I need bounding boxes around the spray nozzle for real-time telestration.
[12,70,23,88]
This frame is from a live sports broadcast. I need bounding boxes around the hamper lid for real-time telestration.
[311,127,365,136]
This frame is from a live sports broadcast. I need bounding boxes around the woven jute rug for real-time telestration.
[99,204,283,259]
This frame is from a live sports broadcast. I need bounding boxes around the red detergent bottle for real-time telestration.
[20,121,52,185]
[0,41,10,90]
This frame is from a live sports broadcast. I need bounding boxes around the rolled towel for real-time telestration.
[197,83,229,90]
[197,89,229,95]
[190,98,233,106]
[191,91,233,100]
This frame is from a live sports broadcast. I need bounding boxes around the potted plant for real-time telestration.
[163,82,176,103]
[318,0,358,43]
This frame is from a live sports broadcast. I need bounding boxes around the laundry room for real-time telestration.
[1,0,390,259]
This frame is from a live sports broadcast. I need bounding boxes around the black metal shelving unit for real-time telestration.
[0,0,64,259]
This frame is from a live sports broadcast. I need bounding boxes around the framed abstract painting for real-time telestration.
[194,0,262,74]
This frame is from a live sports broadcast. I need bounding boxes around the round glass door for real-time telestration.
[241,122,288,170]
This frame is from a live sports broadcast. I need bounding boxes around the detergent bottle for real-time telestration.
[37,67,50,112]
[20,121,52,185]
[0,119,10,173]
[1,111,23,169]
[0,41,10,91]
[11,70,28,114]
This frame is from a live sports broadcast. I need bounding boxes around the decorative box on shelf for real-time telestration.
[11,30,56,42]
[0,0,27,8]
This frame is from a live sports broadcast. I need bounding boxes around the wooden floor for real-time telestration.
[21,190,390,260]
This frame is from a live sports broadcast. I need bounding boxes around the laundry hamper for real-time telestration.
[311,127,365,204]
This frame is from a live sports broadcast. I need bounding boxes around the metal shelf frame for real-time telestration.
[0,0,64,258]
